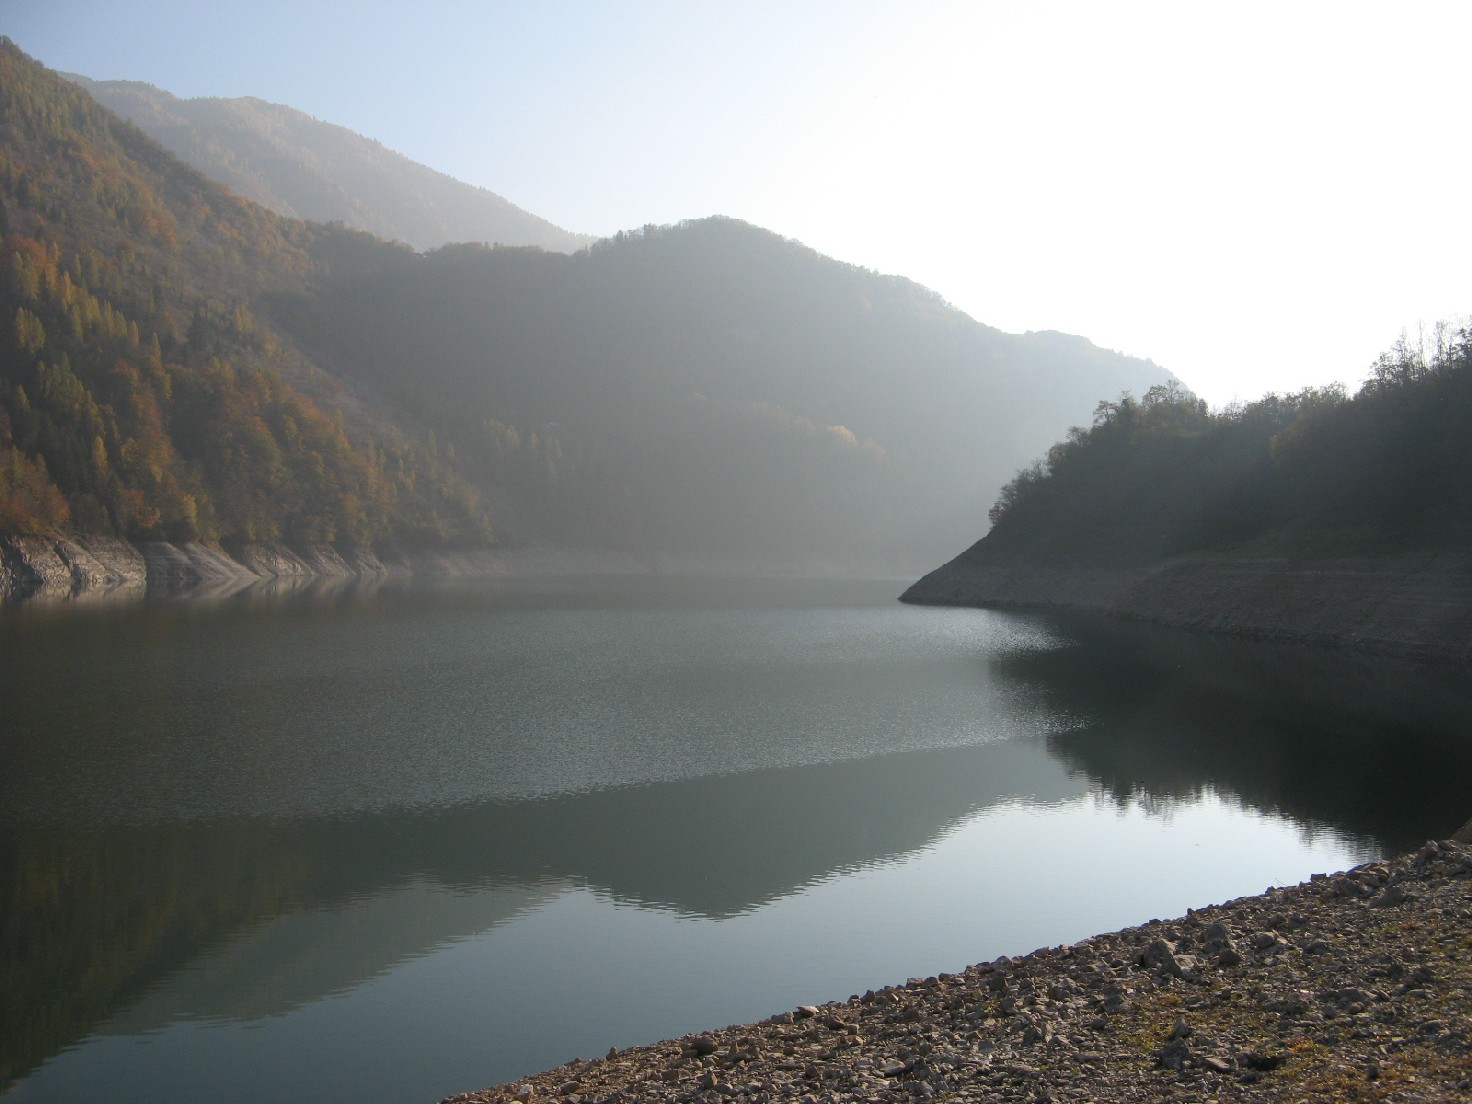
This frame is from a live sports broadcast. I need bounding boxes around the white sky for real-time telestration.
[7,0,1470,407]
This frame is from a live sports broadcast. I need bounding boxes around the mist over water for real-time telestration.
[3,577,1468,1103]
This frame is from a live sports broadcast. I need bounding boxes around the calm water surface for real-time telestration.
[3,575,1471,1103]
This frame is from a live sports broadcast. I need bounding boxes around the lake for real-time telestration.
[3,575,1470,1103]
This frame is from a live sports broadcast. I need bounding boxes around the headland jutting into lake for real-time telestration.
[901,546,1472,663]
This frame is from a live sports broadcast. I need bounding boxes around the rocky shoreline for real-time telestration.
[445,823,1472,1104]
[0,534,873,602]
[0,534,446,600]
[900,549,1472,662]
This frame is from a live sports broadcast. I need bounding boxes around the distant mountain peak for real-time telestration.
[64,73,593,253]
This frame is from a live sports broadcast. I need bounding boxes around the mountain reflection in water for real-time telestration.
[997,613,1472,851]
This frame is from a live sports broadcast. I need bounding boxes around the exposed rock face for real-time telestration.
[137,541,264,588]
[0,536,725,602]
[0,536,148,599]
[901,547,1472,661]
[0,535,405,601]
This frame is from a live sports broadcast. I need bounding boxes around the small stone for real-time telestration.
[1242,1050,1285,1071]
[995,1064,1040,1078]
[1156,1038,1192,1070]
[1265,994,1309,1016]
[1371,884,1411,908]
[687,1035,719,1057]
[1140,939,1185,977]
[514,1087,534,1102]
[1202,921,1233,946]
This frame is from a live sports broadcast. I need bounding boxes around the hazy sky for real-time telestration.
[8,0,1470,407]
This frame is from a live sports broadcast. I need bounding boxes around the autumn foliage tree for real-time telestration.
[0,38,492,545]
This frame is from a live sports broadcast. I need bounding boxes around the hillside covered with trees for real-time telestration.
[0,40,491,547]
[274,217,1175,562]
[66,75,593,254]
[976,327,1472,564]
[1,39,1175,569]
[901,327,1472,657]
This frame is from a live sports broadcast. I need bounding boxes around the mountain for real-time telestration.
[0,40,492,547]
[903,340,1472,656]
[948,342,1472,564]
[272,219,1177,564]
[65,74,593,253]
[1,39,1176,573]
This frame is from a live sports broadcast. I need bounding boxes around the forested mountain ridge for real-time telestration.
[903,331,1472,656]
[275,217,1177,562]
[0,39,491,545]
[65,74,593,254]
[978,329,1472,563]
[1,39,1177,572]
